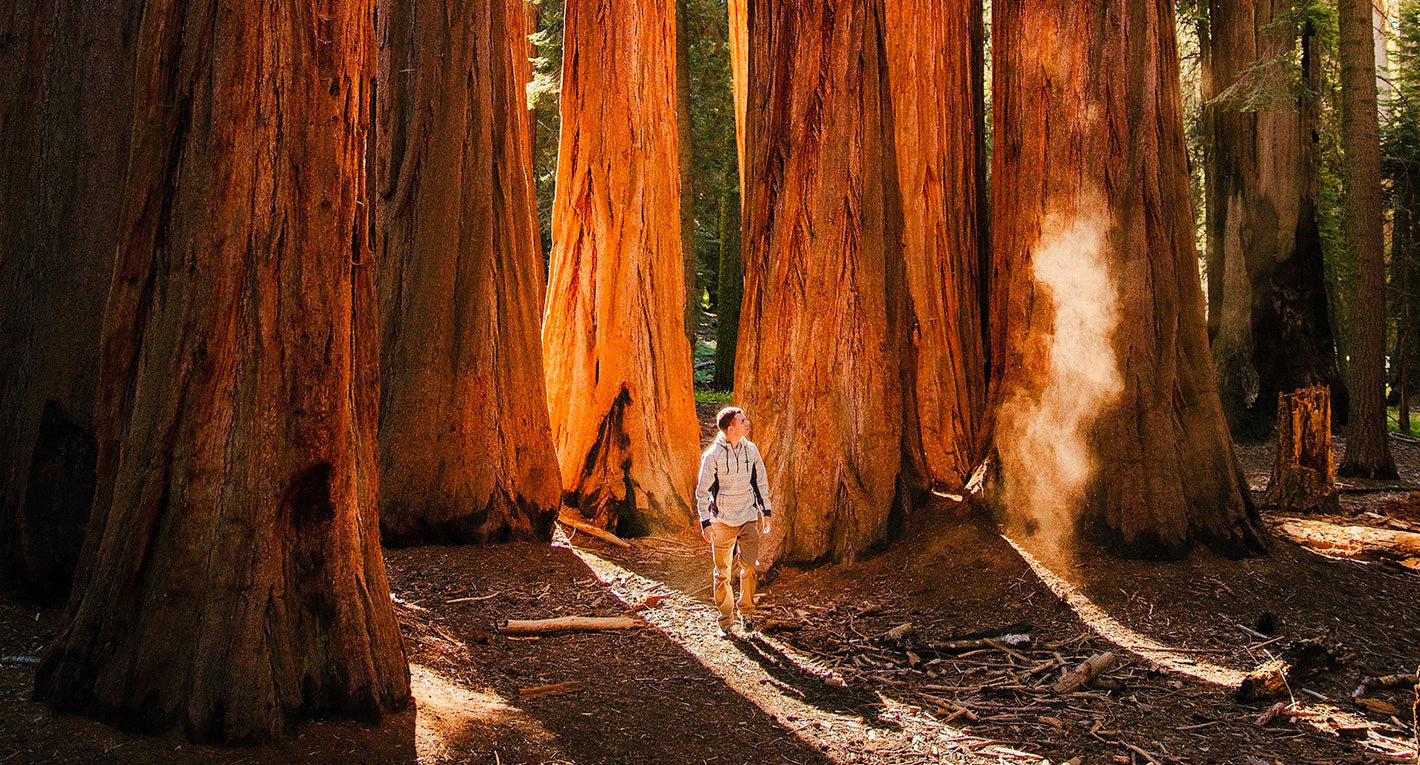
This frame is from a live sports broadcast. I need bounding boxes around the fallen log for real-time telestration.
[501,616,644,635]
[925,633,1032,655]
[519,681,583,699]
[1052,652,1116,694]
[1274,518,1420,562]
[557,510,632,548]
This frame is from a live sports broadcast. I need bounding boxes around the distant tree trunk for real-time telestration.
[1396,186,1412,432]
[991,0,1265,558]
[376,0,563,545]
[1208,5,1346,439]
[1200,2,1222,343]
[713,184,742,391]
[520,0,539,146]
[35,0,411,742]
[1337,0,1397,478]
[739,0,980,563]
[882,0,987,490]
[0,0,137,604]
[676,0,700,342]
[543,0,701,536]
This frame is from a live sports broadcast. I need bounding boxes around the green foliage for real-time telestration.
[693,337,717,386]
[694,388,734,404]
[683,0,738,310]
[529,0,565,257]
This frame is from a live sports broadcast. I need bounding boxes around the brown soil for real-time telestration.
[1,415,1417,763]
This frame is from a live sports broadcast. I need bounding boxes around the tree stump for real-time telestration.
[1261,385,1339,514]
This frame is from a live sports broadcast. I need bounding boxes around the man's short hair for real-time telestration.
[716,407,743,432]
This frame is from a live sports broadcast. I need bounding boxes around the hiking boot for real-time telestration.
[740,615,757,633]
[717,620,734,638]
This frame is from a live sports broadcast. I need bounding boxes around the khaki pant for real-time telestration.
[709,519,760,628]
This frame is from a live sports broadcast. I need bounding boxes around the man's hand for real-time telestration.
[760,516,771,535]
[701,525,712,543]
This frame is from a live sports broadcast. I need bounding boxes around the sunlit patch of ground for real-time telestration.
[411,663,567,763]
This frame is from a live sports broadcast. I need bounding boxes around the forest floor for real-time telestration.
[1,408,1419,764]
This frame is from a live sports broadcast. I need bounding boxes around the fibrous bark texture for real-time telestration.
[1206,3,1345,439]
[737,0,983,564]
[376,0,562,545]
[1260,385,1339,514]
[543,0,700,536]
[1337,0,1397,478]
[0,0,137,604]
[882,0,987,489]
[34,0,411,742]
[991,0,1265,558]
[728,0,747,199]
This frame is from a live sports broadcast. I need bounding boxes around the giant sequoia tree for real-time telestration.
[35,0,410,742]
[882,0,987,490]
[0,0,136,603]
[543,0,701,536]
[991,0,1264,558]
[376,0,563,544]
[737,0,983,564]
[1206,1,1345,438]
[1336,0,1398,478]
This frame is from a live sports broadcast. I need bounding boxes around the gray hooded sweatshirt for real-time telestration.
[695,434,772,528]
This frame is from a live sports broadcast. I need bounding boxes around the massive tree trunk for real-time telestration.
[34,0,411,742]
[1337,0,1397,478]
[882,0,987,490]
[543,0,700,536]
[0,0,136,604]
[1207,4,1345,439]
[738,0,983,563]
[676,0,701,342]
[991,0,1265,558]
[376,0,562,545]
[713,184,742,391]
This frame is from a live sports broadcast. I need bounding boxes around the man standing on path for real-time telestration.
[695,406,772,635]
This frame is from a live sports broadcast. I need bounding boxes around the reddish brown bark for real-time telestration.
[882,0,987,490]
[376,0,562,544]
[0,0,137,603]
[738,0,983,563]
[1260,385,1339,514]
[543,0,701,536]
[991,0,1264,558]
[1207,3,1344,439]
[34,0,410,742]
[728,0,747,200]
[1337,0,1397,478]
